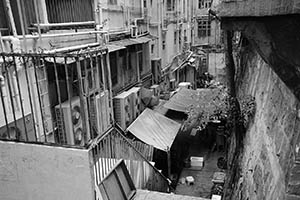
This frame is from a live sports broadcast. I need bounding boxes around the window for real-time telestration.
[151,44,154,54]
[108,0,117,5]
[198,19,211,37]
[198,0,211,9]
[167,0,175,11]
[162,40,166,50]
[174,32,177,44]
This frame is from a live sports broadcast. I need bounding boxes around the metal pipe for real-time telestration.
[22,57,37,141]
[53,57,65,143]
[12,56,28,141]
[0,31,4,52]
[32,21,96,28]
[32,56,47,142]
[0,75,10,139]
[105,52,114,123]
[33,0,42,44]
[64,57,74,144]
[3,56,18,139]
[44,42,100,54]
[16,0,27,52]
[1,30,107,41]
[3,0,17,37]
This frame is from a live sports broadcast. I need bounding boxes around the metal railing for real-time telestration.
[89,125,169,193]
[0,47,112,146]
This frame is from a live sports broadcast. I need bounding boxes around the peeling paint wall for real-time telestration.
[233,45,300,200]
[0,141,94,200]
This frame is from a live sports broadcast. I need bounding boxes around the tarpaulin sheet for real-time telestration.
[163,88,224,113]
[126,108,181,151]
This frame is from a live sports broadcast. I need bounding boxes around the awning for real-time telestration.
[130,36,152,43]
[109,39,140,47]
[163,88,224,113]
[107,44,126,52]
[126,108,181,151]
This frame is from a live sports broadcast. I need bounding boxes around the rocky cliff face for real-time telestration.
[232,44,300,200]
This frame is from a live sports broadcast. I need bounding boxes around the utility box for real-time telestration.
[190,156,204,169]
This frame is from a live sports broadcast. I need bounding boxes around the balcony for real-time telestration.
[0,44,169,200]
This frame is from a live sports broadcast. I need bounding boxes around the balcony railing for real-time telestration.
[0,47,112,147]
[89,125,169,194]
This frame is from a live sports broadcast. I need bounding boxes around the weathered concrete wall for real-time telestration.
[0,141,94,200]
[234,46,300,200]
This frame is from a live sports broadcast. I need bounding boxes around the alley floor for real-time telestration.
[175,135,225,199]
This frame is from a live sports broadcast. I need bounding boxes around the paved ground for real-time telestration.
[174,135,225,199]
[134,189,210,200]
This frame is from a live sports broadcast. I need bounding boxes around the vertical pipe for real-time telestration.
[0,74,10,138]
[100,54,106,90]
[33,0,42,44]
[75,57,88,143]
[89,54,96,138]
[0,31,4,52]
[12,56,28,141]
[33,57,47,142]
[105,51,114,124]
[64,57,74,142]
[3,0,17,37]
[53,57,66,143]
[22,57,37,141]
[3,56,18,139]
[83,57,92,142]
[16,0,27,52]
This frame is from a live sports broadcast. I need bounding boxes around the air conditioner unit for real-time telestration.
[151,58,162,84]
[127,87,143,120]
[113,91,133,130]
[95,90,111,135]
[0,113,35,141]
[55,96,86,146]
[150,84,161,97]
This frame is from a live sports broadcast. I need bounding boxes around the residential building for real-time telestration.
[0,0,176,199]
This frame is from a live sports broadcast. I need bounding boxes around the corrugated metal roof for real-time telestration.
[107,44,126,52]
[130,37,152,43]
[109,39,140,47]
[163,88,224,113]
[126,108,181,151]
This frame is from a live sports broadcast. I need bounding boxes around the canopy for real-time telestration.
[126,108,181,151]
[163,88,225,113]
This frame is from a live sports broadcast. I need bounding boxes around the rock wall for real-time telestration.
[233,45,300,200]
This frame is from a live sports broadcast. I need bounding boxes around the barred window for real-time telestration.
[199,0,212,9]
[198,19,211,37]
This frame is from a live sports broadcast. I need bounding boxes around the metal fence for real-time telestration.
[0,47,112,147]
[89,125,169,193]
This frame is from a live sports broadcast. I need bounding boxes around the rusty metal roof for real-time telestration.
[126,108,181,151]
